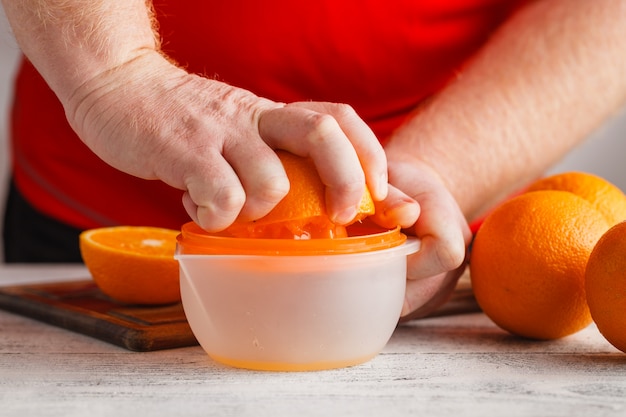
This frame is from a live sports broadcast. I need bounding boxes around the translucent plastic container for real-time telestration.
[175,221,420,371]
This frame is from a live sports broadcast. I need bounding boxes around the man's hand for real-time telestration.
[381,158,472,320]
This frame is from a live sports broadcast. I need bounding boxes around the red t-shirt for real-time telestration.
[10,0,526,230]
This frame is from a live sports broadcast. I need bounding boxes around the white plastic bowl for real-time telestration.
[175,222,419,371]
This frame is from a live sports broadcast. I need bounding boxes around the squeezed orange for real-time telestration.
[222,150,375,239]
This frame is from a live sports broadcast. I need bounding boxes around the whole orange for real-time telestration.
[79,226,180,305]
[223,150,375,239]
[526,171,626,226]
[470,190,609,339]
[585,221,626,353]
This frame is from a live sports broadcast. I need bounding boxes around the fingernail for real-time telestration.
[373,173,388,201]
[375,198,420,229]
[332,206,358,225]
[400,297,411,317]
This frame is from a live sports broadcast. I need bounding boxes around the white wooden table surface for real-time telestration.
[1,264,625,417]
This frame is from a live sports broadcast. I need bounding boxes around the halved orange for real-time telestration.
[79,226,180,305]
[222,150,375,239]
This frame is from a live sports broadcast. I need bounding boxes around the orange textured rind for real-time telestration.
[223,150,375,239]
[470,190,608,340]
[585,221,626,353]
[527,171,626,226]
[79,226,180,305]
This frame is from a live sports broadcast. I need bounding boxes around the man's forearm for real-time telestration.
[387,0,626,220]
[1,0,159,102]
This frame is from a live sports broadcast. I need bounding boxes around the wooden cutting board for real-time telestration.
[0,280,198,351]
[0,272,479,352]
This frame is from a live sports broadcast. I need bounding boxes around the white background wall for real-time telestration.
[1,10,626,258]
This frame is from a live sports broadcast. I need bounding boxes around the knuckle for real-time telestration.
[304,112,339,139]
[302,104,359,145]
[329,102,357,118]
[213,185,246,214]
[257,175,290,205]
[336,179,366,197]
